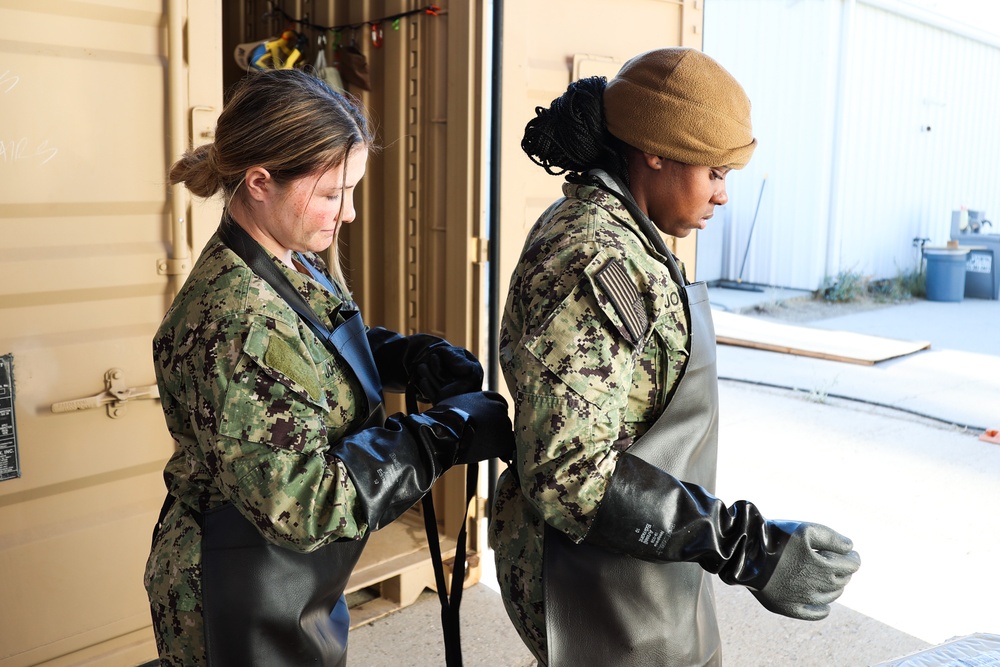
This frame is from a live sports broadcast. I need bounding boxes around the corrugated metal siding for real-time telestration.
[703,0,842,289]
[839,3,1000,280]
[702,0,1000,290]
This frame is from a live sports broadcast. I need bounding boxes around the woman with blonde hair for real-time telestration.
[146,68,512,666]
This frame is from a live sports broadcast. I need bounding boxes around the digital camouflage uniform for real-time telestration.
[489,181,690,664]
[145,231,365,665]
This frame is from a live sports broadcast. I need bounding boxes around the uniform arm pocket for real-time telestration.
[522,253,643,409]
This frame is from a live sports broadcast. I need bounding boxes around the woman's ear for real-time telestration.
[642,152,664,170]
[243,166,272,202]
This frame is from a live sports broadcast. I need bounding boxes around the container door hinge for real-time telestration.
[473,237,490,265]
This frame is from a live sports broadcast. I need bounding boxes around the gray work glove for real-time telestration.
[751,521,861,620]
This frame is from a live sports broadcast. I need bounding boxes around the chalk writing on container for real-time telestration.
[0,138,59,165]
[1,71,60,165]
[0,70,18,93]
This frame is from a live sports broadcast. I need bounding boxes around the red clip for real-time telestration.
[370,22,383,48]
[426,5,441,16]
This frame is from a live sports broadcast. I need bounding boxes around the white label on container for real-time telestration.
[967,254,993,273]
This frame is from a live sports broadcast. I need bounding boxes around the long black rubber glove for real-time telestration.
[437,391,515,465]
[366,327,484,403]
[585,452,860,619]
[332,392,514,531]
[331,405,467,532]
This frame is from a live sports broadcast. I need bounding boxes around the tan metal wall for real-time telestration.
[0,1,222,665]
[0,1,487,658]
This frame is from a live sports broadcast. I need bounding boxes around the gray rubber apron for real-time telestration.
[544,278,722,667]
[201,225,386,667]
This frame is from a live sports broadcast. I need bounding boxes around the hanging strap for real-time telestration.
[409,389,475,667]
[218,221,383,418]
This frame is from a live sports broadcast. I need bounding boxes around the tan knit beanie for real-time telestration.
[604,48,757,169]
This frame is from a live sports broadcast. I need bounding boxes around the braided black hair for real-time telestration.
[521,76,631,185]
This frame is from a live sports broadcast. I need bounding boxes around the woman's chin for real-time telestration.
[309,233,337,252]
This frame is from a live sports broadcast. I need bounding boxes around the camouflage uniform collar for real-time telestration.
[216,217,296,274]
[560,177,671,263]
[213,221,352,312]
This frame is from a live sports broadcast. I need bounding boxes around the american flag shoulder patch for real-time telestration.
[594,258,648,345]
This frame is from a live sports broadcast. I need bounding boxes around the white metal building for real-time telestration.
[698,0,1000,290]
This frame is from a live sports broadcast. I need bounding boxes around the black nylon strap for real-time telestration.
[220,220,332,340]
[410,390,474,667]
[218,220,383,417]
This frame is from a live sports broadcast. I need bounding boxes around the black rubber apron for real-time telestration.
[544,251,722,663]
[201,226,387,667]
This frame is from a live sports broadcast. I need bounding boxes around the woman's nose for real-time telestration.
[340,195,357,224]
[712,185,728,206]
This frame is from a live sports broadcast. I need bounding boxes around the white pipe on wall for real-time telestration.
[166,0,192,287]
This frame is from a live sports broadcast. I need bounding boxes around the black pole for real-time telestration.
[486,0,504,521]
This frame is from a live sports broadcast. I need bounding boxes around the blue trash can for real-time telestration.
[923,247,970,302]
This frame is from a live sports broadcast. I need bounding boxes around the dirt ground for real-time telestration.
[736,294,915,323]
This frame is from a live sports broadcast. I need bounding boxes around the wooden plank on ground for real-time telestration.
[712,310,931,365]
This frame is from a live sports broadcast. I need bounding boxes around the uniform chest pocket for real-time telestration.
[219,321,358,451]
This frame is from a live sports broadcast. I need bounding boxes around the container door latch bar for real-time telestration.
[51,368,160,419]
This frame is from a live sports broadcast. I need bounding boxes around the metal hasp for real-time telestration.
[51,368,160,419]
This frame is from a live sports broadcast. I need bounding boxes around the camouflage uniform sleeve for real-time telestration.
[197,311,364,552]
[502,211,651,543]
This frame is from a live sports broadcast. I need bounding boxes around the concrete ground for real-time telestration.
[350,287,1000,666]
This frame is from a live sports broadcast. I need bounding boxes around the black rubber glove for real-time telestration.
[585,452,861,609]
[751,521,861,620]
[366,327,484,403]
[436,391,515,464]
[411,341,484,404]
[330,404,470,531]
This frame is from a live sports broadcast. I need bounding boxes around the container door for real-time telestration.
[333,0,490,610]
[0,2,222,665]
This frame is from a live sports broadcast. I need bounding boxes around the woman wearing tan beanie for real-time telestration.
[491,48,861,666]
